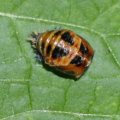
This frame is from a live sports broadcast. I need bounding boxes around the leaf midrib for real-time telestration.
[0,109,115,120]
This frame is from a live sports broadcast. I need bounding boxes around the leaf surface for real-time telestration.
[0,0,120,119]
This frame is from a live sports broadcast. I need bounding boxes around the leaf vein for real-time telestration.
[0,12,103,35]
[10,20,33,79]
[90,1,120,27]
[88,81,97,112]
[0,109,114,120]
[62,82,72,110]
[27,81,33,109]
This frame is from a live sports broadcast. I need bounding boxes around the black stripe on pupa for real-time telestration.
[61,32,74,45]
[52,46,69,59]
[80,43,88,55]
[70,55,83,66]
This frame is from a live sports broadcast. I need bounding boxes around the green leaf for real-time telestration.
[0,0,120,119]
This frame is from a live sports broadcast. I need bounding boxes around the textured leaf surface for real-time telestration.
[0,0,120,119]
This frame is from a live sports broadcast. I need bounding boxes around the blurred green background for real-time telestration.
[0,0,120,119]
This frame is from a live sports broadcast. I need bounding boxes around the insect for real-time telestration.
[30,29,94,78]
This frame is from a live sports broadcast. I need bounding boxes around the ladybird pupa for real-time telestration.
[30,29,94,78]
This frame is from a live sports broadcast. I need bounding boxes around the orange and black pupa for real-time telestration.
[29,29,94,79]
